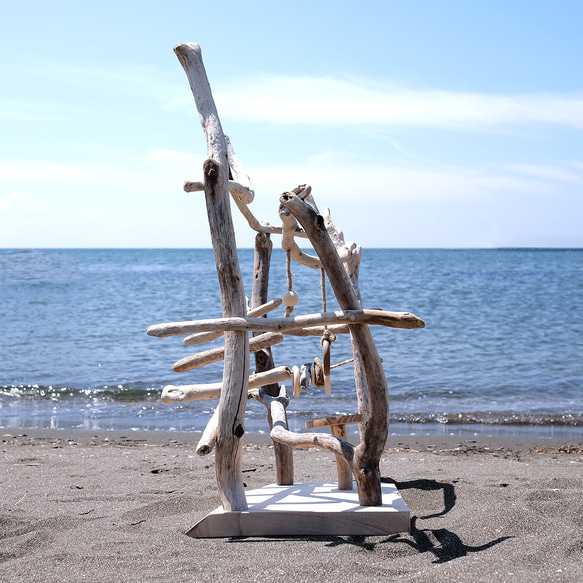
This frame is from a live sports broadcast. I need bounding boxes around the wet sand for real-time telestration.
[2,429,582,582]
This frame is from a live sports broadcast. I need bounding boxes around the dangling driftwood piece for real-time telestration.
[175,42,248,512]
[161,366,293,403]
[280,204,322,269]
[173,332,284,373]
[148,308,424,338]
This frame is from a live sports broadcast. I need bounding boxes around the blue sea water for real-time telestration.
[0,248,581,438]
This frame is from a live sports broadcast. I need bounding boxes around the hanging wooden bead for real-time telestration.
[292,365,301,398]
[282,290,299,307]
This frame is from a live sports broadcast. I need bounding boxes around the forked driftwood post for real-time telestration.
[251,232,294,485]
[174,42,248,511]
[148,41,425,535]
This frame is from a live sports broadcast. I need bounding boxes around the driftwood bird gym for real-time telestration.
[147,42,425,537]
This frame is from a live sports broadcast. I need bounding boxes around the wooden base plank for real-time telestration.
[187,481,410,538]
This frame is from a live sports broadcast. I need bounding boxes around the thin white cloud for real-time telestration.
[509,164,583,184]
[213,75,583,130]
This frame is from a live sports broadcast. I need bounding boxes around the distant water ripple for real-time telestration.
[1,248,581,437]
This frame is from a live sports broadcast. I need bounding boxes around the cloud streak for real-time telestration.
[213,75,583,130]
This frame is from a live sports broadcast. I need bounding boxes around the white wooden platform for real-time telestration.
[187,481,410,538]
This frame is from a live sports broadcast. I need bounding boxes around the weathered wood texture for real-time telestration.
[174,42,248,511]
[251,232,294,485]
[280,192,395,506]
[148,309,425,338]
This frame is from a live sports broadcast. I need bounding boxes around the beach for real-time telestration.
[2,429,582,582]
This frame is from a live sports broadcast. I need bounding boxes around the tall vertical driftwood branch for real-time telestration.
[251,233,294,485]
[175,42,248,511]
[280,193,388,506]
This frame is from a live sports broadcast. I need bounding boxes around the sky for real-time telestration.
[1,0,582,248]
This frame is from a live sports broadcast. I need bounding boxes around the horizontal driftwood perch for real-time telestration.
[173,332,284,373]
[148,309,425,338]
[161,366,292,403]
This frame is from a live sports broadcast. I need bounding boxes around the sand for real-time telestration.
[2,429,582,582]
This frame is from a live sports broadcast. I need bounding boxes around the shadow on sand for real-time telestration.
[226,476,512,564]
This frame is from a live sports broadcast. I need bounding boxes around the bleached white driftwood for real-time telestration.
[162,366,293,403]
[175,41,248,511]
[148,308,425,338]
[173,332,284,373]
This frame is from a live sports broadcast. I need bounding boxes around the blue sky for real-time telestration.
[1,0,582,248]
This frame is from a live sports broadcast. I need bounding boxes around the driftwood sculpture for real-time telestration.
[147,42,424,535]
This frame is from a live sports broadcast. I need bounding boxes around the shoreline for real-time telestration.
[3,427,582,453]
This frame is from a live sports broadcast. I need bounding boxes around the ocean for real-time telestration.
[1,248,581,439]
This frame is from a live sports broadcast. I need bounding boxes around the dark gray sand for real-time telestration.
[2,429,582,582]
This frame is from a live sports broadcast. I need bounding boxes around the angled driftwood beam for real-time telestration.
[173,332,284,373]
[175,41,248,511]
[183,330,224,346]
[251,232,294,485]
[281,193,403,506]
[182,299,283,346]
[323,207,369,440]
[250,387,355,463]
[162,366,293,403]
[196,408,219,456]
[148,308,425,338]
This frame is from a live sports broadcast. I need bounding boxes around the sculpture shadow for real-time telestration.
[226,476,512,564]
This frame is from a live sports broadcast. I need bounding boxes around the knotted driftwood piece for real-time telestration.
[174,42,248,511]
